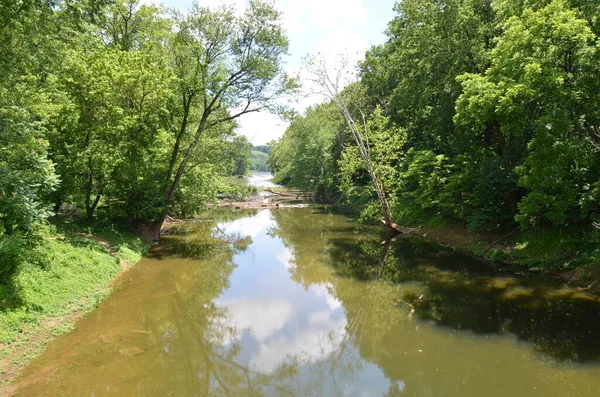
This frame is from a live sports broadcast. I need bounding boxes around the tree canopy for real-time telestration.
[270,0,600,237]
[0,0,294,280]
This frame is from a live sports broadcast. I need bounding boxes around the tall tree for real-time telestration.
[147,0,297,239]
[455,0,600,227]
[305,55,405,232]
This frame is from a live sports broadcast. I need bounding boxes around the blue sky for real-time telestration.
[143,0,398,144]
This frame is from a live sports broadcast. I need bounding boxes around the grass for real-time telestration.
[0,221,150,383]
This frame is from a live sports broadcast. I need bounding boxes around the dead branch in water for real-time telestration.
[264,188,314,198]
[381,219,419,235]
[482,227,521,255]
[437,237,456,254]
[576,279,598,292]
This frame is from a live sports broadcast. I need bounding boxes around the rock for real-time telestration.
[119,346,145,356]
[528,267,541,272]
[100,335,112,344]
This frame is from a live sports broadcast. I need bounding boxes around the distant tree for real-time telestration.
[252,145,270,154]
[225,136,252,176]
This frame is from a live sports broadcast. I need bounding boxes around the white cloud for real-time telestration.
[217,210,273,238]
[281,0,368,35]
[276,247,295,269]
[237,111,290,145]
[218,298,294,343]
[249,308,347,373]
[312,283,342,311]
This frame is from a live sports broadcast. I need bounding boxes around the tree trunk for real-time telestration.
[148,218,165,241]
[337,105,400,233]
[85,189,103,219]
[150,113,210,241]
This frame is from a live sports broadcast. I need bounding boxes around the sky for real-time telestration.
[142,0,398,145]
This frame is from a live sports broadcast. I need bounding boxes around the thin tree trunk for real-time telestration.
[336,102,397,231]
[85,184,104,219]
[149,113,210,240]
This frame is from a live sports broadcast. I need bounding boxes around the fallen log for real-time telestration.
[381,219,419,235]
[265,189,314,198]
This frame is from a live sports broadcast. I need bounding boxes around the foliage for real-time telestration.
[0,105,59,234]
[110,0,296,238]
[223,136,252,176]
[0,0,294,362]
[270,103,343,199]
[249,150,269,172]
[252,145,270,154]
[270,0,600,267]
[282,0,598,225]
[455,0,600,229]
[1,0,294,237]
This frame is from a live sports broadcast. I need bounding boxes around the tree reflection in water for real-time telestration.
[14,207,600,397]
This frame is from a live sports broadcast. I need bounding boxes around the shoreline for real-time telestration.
[224,186,600,294]
[0,227,150,395]
[3,199,598,395]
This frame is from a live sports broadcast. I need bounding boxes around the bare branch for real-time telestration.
[303,52,401,232]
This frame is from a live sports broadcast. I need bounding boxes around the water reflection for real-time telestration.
[210,210,381,394]
[323,231,600,363]
[14,207,600,397]
[247,172,280,188]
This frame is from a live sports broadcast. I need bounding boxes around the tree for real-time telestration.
[269,103,341,197]
[455,0,600,228]
[146,0,297,239]
[224,136,252,176]
[49,30,175,219]
[305,55,405,232]
[0,103,58,234]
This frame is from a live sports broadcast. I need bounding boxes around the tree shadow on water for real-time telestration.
[327,236,600,363]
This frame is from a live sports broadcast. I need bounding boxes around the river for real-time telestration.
[13,174,600,396]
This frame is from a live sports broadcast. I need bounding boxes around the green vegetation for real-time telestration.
[218,177,259,201]
[0,0,292,378]
[0,221,149,375]
[3,1,600,380]
[224,136,252,177]
[250,149,270,172]
[0,0,292,312]
[0,0,296,242]
[270,0,600,269]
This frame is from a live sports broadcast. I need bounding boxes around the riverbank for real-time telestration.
[221,181,600,292]
[389,220,600,295]
[11,204,600,397]
[0,221,150,392]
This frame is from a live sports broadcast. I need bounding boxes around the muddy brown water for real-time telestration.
[13,205,600,396]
